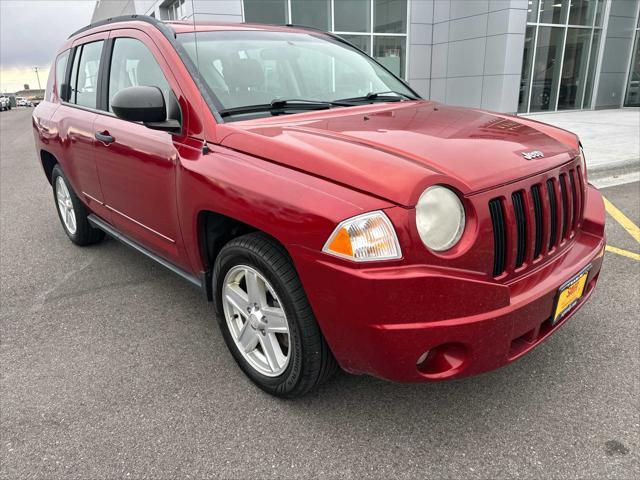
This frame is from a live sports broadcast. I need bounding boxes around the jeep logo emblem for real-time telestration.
[522,150,544,160]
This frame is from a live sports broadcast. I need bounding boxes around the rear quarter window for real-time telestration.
[54,50,70,101]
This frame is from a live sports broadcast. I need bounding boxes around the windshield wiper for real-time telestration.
[338,90,418,104]
[219,98,356,118]
[271,98,357,108]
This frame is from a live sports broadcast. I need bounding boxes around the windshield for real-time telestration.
[177,30,416,115]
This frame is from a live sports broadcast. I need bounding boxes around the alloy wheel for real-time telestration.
[222,265,291,377]
[55,176,77,235]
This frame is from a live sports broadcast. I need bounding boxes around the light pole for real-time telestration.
[33,67,42,90]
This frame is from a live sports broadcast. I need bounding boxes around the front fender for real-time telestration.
[177,143,394,275]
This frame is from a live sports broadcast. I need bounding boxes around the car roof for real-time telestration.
[68,14,326,41]
[166,20,321,35]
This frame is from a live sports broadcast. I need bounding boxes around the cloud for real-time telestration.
[0,1,95,69]
[1,66,50,93]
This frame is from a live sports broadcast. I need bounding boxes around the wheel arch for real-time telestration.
[40,149,58,185]
[198,210,254,272]
[196,210,309,302]
[198,210,275,300]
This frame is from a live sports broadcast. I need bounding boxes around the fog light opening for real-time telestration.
[416,350,430,365]
[416,343,468,379]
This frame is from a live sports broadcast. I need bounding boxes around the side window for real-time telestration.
[70,40,104,108]
[55,50,70,100]
[108,37,171,112]
[68,48,80,103]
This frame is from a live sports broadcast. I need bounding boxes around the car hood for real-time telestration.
[217,101,579,206]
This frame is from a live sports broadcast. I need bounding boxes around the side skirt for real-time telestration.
[88,214,207,295]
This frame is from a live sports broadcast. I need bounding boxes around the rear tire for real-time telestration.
[51,165,104,246]
[213,232,337,398]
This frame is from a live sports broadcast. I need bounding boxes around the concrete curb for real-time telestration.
[588,157,640,172]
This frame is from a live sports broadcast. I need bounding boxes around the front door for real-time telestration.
[93,30,188,268]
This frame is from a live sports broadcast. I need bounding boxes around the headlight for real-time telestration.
[323,211,401,262]
[579,144,587,180]
[416,186,465,252]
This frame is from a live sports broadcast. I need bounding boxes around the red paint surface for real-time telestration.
[32,20,606,382]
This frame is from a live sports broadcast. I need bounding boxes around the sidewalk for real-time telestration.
[521,108,640,172]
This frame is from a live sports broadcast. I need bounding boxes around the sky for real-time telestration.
[0,0,95,93]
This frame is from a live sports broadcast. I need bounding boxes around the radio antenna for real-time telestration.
[190,0,209,154]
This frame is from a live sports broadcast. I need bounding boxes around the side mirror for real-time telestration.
[112,85,166,122]
[112,86,181,133]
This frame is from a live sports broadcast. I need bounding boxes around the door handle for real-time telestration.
[95,131,115,144]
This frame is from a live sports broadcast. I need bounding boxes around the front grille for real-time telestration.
[546,179,558,250]
[569,167,583,230]
[489,199,506,277]
[559,174,570,239]
[531,184,544,259]
[489,167,583,277]
[512,191,527,268]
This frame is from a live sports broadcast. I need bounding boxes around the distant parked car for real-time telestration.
[17,97,33,107]
[0,96,11,111]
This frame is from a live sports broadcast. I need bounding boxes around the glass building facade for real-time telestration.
[518,0,606,112]
[92,0,640,114]
[242,0,409,78]
[624,13,640,106]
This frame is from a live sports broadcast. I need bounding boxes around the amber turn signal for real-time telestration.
[322,211,401,262]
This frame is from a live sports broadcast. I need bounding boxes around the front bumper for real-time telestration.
[289,185,606,382]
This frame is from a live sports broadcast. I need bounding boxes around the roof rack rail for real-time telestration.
[68,14,175,41]
[283,23,328,33]
[282,24,357,48]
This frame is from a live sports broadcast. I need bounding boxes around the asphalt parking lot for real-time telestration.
[1,107,638,479]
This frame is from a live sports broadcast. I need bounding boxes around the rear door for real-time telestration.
[50,32,111,221]
[92,29,189,269]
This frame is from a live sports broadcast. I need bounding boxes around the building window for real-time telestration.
[624,14,640,107]
[518,0,605,113]
[163,0,186,20]
[291,0,330,30]
[242,0,408,78]
[244,0,288,25]
[334,0,370,33]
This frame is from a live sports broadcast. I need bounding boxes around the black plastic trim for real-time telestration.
[546,179,558,250]
[69,14,174,41]
[65,45,81,103]
[88,214,203,290]
[97,38,113,111]
[559,174,570,240]
[569,170,579,229]
[489,198,506,277]
[512,190,527,269]
[531,184,544,259]
[58,48,74,102]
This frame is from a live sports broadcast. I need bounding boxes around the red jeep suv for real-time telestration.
[33,16,606,397]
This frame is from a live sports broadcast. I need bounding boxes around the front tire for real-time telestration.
[213,233,337,398]
[51,165,104,246]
